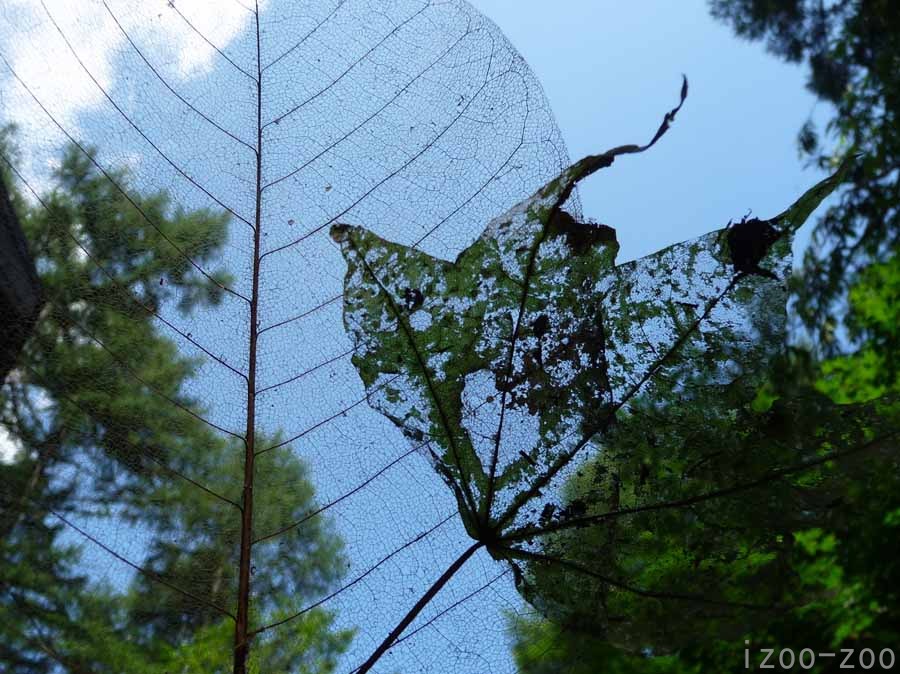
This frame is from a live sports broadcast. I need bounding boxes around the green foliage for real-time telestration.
[709,0,900,351]
[516,366,896,645]
[510,616,695,674]
[506,264,900,673]
[818,251,900,402]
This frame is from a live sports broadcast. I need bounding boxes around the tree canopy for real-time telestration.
[510,253,900,672]
[0,131,351,673]
[2,2,898,671]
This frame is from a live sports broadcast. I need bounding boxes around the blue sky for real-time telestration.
[0,2,836,672]
[474,0,832,263]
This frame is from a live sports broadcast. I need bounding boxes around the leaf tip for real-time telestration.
[330,223,352,244]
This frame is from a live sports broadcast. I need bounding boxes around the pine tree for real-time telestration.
[0,129,352,673]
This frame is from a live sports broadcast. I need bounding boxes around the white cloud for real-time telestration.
[0,374,53,464]
[1,0,114,131]
[0,424,24,464]
[0,0,258,187]
[162,1,263,78]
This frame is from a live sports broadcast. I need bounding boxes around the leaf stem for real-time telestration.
[233,5,264,673]
[355,542,483,674]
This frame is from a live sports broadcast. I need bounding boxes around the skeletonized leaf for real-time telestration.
[1,2,580,670]
[333,127,854,547]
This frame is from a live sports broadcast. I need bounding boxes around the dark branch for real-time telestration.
[501,430,899,543]
[500,546,775,610]
[355,541,483,674]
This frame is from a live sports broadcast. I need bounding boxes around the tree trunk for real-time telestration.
[0,176,43,382]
